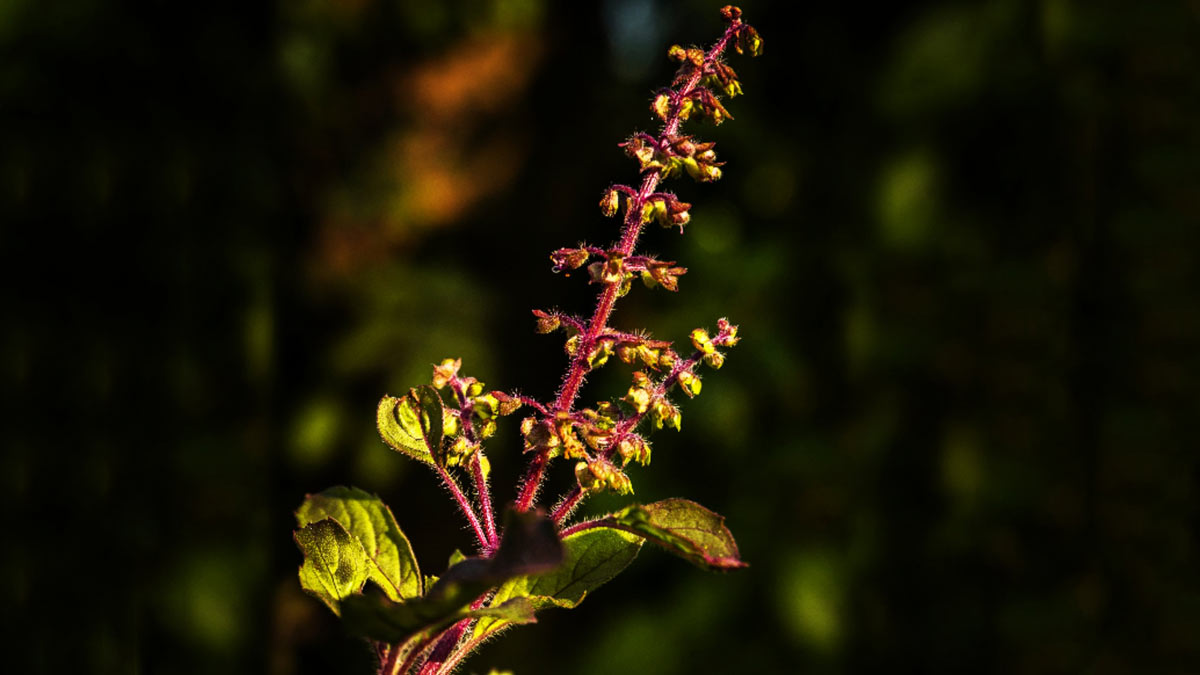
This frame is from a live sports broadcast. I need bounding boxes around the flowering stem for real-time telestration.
[515,19,743,513]
[434,462,489,551]
[470,453,498,551]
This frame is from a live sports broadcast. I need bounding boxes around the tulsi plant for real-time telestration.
[294,7,763,673]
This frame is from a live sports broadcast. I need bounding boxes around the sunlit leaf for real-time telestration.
[612,498,746,570]
[296,486,423,601]
[294,518,370,614]
[476,527,642,639]
[343,510,562,643]
[377,385,444,464]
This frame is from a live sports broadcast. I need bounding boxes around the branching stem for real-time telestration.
[515,18,743,513]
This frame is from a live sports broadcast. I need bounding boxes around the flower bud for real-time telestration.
[471,393,500,420]
[551,248,590,271]
[587,339,614,369]
[599,188,620,217]
[532,309,561,334]
[676,369,702,397]
[617,434,652,466]
[651,399,681,431]
[651,93,671,121]
[624,385,651,414]
[667,44,687,62]
[432,358,461,389]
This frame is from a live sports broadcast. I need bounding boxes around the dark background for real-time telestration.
[4,0,1199,673]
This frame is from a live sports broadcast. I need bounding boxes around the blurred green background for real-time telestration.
[4,0,1199,673]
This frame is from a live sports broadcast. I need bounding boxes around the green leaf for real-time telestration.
[295,518,370,614]
[467,597,538,625]
[296,486,423,601]
[342,510,563,643]
[476,527,642,638]
[611,498,746,570]
[377,385,443,465]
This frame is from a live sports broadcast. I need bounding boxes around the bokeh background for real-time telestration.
[5,0,1199,673]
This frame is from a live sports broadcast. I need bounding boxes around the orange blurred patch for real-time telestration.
[317,31,542,276]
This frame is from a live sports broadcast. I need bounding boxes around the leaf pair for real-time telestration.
[294,486,422,613]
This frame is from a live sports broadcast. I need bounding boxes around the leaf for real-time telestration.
[611,498,746,570]
[295,518,370,614]
[467,597,538,625]
[476,527,642,639]
[342,510,563,643]
[296,486,423,601]
[377,386,443,465]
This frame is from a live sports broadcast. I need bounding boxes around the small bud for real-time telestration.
[651,399,682,431]
[472,393,500,420]
[635,344,660,368]
[564,334,581,356]
[617,434,652,466]
[640,201,656,225]
[551,248,590,271]
[624,385,651,414]
[558,421,587,460]
[667,44,687,62]
[678,98,694,121]
[478,453,491,480]
[691,328,715,354]
[616,343,639,364]
[686,48,704,67]
[532,309,560,334]
[587,339,614,369]
[704,351,726,369]
[521,416,560,454]
[432,358,461,389]
[476,418,497,439]
[651,93,671,121]
[587,261,605,284]
[676,369,702,397]
[575,461,600,491]
[720,5,742,22]
[466,380,485,397]
[599,188,620,217]
[737,25,763,57]
[669,135,696,157]
[492,391,523,416]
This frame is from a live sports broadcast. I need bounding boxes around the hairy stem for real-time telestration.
[470,453,498,552]
[434,463,489,551]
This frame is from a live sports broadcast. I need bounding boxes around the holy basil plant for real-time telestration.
[294,7,762,674]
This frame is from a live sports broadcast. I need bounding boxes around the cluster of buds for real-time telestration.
[724,5,763,56]
[690,317,740,369]
[429,358,522,470]
[573,330,677,374]
[652,85,733,125]
[547,248,689,292]
[520,412,588,461]
[575,457,633,495]
[640,193,692,232]
[525,8,760,502]
[620,134,723,183]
